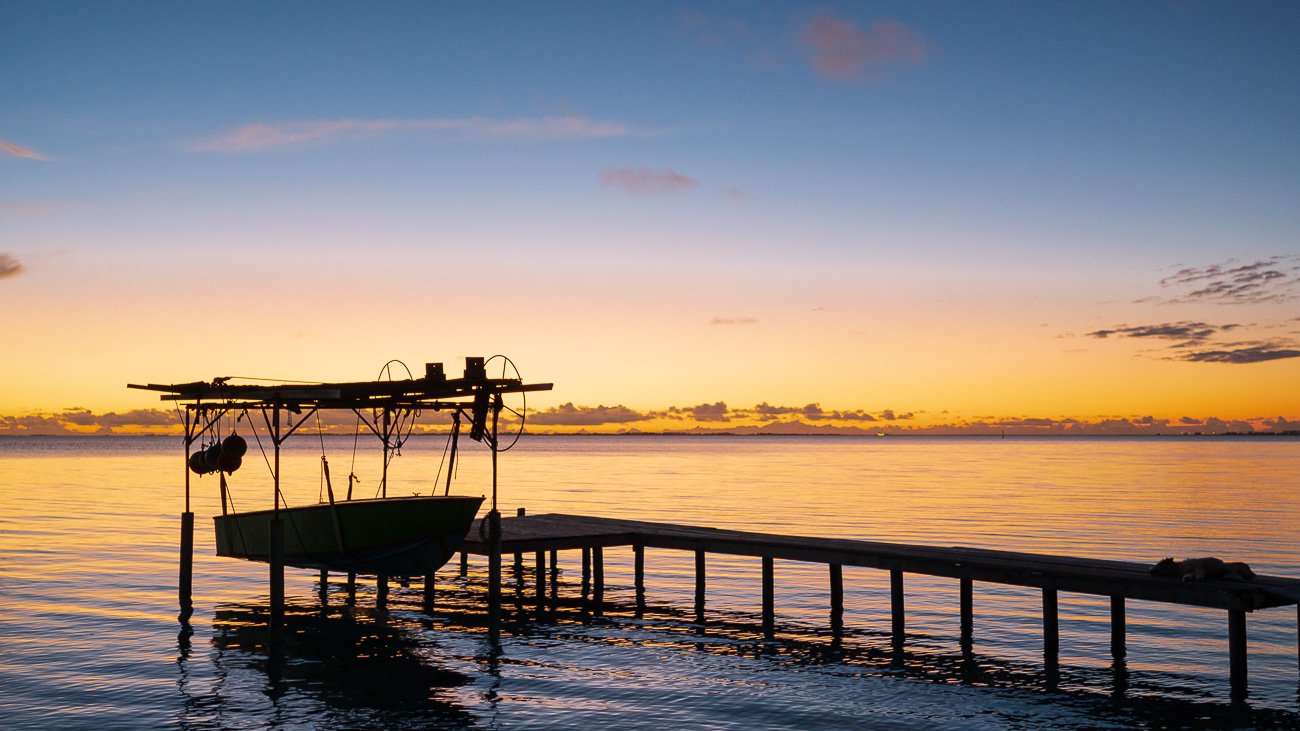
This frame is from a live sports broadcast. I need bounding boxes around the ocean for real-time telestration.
[3,434,1299,729]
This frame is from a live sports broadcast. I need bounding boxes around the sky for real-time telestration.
[2,1,1298,435]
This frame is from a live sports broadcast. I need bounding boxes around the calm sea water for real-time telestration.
[3,434,1299,729]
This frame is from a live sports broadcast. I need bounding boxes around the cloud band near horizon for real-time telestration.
[185,115,638,152]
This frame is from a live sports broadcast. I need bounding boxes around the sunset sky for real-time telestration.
[2,1,1298,435]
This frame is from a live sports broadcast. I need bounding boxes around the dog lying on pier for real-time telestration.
[1149,557,1255,582]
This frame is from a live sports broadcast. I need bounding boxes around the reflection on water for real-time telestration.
[5,435,1300,729]
[180,601,475,728]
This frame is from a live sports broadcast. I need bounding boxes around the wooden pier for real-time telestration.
[456,511,1300,702]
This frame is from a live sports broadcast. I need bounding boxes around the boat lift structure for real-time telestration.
[129,356,552,641]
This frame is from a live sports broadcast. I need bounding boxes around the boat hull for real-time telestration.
[213,495,484,577]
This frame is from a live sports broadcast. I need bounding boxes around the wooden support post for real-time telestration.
[318,569,328,606]
[377,575,389,610]
[581,547,591,600]
[960,577,973,650]
[423,573,436,613]
[513,507,525,579]
[829,564,843,633]
[1110,596,1126,662]
[634,543,646,616]
[460,550,468,577]
[762,556,775,640]
[890,569,905,651]
[179,512,194,618]
[534,551,546,600]
[549,549,558,594]
[1043,588,1060,674]
[592,545,605,615]
[694,550,706,624]
[267,517,283,647]
[487,509,502,638]
[1229,608,1248,701]
[346,571,356,604]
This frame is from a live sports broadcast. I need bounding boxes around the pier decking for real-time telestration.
[458,512,1300,701]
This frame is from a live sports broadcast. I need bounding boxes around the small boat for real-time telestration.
[214,495,484,576]
[130,356,552,585]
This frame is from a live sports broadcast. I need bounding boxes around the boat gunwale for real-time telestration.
[211,494,484,521]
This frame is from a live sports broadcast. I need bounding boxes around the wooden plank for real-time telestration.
[464,514,1300,613]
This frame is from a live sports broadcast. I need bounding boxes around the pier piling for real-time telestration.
[487,509,502,637]
[1229,609,1248,701]
[890,569,905,654]
[268,519,284,643]
[1110,596,1126,661]
[829,564,843,634]
[762,556,775,639]
[592,546,605,615]
[178,512,194,617]
[377,575,389,610]
[634,544,646,616]
[694,550,706,624]
[423,574,436,613]
[1043,587,1060,676]
[960,577,974,650]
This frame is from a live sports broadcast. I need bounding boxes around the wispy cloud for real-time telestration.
[1084,320,1299,364]
[1086,321,1238,344]
[186,115,636,152]
[600,167,698,195]
[797,14,926,82]
[1157,256,1300,305]
[0,253,24,280]
[1,140,51,161]
[1179,343,1300,364]
[710,316,758,325]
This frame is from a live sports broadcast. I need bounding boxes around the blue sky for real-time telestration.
[2,1,1298,426]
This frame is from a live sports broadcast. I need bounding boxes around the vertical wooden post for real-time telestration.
[377,575,389,610]
[179,512,194,618]
[960,577,973,649]
[890,569,905,651]
[318,569,328,605]
[828,564,843,633]
[1043,588,1059,674]
[581,547,591,600]
[762,556,775,640]
[513,507,525,580]
[694,550,706,624]
[268,519,285,639]
[487,509,502,638]
[460,550,468,577]
[1110,596,1126,662]
[346,572,356,604]
[1229,608,1248,701]
[592,545,605,615]
[180,412,194,619]
[549,549,558,592]
[634,544,646,616]
[269,406,284,645]
[534,551,546,600]
[423,573,436,613]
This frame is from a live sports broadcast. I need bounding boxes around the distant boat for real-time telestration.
[214,495,484,576]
